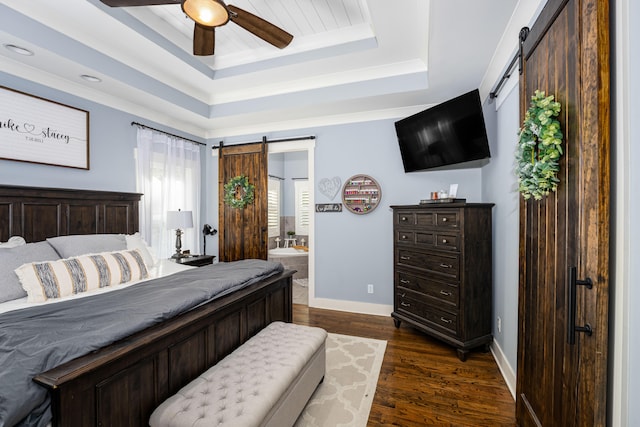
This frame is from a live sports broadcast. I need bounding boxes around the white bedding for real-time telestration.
[0,259,194,315]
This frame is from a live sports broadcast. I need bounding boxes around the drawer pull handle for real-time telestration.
[400,293,406,298]
[401,216,408,221]
[400,256,411,261]
[400,279,410,284]
[401,302,411,307]
[442,239,448,244]
[439,263,452,268]
[439,290,452,296]
[401,235,408,240]
[440,317,452,324]
[442,217,448,222]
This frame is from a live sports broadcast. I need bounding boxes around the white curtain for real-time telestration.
[135,128,201,259]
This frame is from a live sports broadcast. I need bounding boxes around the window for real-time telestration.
[294,179,310,235]
[268,177,281,238]
[135,128,201,259]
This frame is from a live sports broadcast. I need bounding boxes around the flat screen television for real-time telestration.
[395,89,491,172]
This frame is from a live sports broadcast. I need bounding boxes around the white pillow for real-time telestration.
[125,233,158,267]
[0,236,26,248]
[15,249,150,303]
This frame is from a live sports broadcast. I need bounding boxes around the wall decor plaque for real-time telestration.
[316,203,342,213]
[318,176,341,200]
[0,86,89,169]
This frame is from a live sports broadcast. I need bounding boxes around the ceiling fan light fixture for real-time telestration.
[182,0,229,27]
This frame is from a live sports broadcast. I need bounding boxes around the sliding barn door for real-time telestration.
[516,0,610,426]
[218,142,268,262]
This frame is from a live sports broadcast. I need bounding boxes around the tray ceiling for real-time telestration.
[0,0,519,138]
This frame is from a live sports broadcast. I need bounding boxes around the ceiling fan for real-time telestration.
[99,0,294,56]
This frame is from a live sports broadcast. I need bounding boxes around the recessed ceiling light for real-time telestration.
[80,74,102,83]
[4,44,34,56]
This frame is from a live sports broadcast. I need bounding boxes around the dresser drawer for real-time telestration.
[435,211,460,229]
[395,211,416,226]
[414,211,435,227]
[396,249,460,280]
[411,210,459,228]
[395,229,459,252]
[396,292,458,336]
[434,232,459,251]
[396,230,419,245]
[396,270,458,308]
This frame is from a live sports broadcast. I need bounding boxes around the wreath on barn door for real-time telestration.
[516,90,564,200]
[224,175,255,209]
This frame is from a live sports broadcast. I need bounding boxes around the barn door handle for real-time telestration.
[567,266,593,345]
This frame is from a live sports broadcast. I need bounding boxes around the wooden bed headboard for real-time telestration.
[0,185,141,243]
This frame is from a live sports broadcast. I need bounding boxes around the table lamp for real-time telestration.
[166,209,193,259]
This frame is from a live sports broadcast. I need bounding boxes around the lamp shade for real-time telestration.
[182,0,229,27]
[166,210,193,230]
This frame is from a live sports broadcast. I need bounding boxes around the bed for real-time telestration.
[0,185,293,427]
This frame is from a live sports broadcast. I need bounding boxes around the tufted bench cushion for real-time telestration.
[149,321,327,427]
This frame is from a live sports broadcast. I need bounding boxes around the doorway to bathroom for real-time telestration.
[267,139,315,306]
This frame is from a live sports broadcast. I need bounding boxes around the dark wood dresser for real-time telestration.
[391,202,494,361]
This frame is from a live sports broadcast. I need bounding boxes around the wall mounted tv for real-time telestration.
[395,89,491,172]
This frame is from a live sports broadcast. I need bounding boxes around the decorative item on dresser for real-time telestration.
[391,202,494,361]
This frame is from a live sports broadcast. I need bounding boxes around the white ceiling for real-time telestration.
[124,0,373,70]
[0,0,519,139]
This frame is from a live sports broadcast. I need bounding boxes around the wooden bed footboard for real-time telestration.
[34,270,293,427]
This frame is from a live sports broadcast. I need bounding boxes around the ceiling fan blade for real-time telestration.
[227,4,293,49]
[193,23,215,56]
[99,0,180,6]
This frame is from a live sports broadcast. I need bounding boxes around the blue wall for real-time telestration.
[0,72,138,192]
[313,120,484,304]
[481,85,521,373]
[211,120,485,306]
[0,71,205,193]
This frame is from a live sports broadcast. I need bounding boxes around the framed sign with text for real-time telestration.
[316,203,342,213]
[0,86,89,169]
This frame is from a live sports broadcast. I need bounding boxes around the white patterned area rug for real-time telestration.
[295,333,387,427]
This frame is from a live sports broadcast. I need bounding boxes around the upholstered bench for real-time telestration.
[149,321,327,427]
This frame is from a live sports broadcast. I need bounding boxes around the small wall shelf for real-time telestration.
[342,174,381,214]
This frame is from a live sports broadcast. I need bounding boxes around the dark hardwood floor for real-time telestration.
[293,304,516,427]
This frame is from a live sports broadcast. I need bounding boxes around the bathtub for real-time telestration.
[268,247,308,257]
[268,247,308,279]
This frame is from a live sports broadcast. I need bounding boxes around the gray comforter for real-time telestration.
[0,259,283,427]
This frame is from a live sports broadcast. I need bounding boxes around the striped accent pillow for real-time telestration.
[15,249,150,303]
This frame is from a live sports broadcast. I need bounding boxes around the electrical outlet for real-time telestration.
[497,317,502,333]
[367,284,374,294]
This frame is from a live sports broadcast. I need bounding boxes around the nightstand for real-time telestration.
[171,255,215,267]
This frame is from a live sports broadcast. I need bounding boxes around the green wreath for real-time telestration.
[224,175,255,209]
[516,90,564,200]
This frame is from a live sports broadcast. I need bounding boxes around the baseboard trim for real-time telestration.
[309,297,393,317]
[490,338,517,399]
